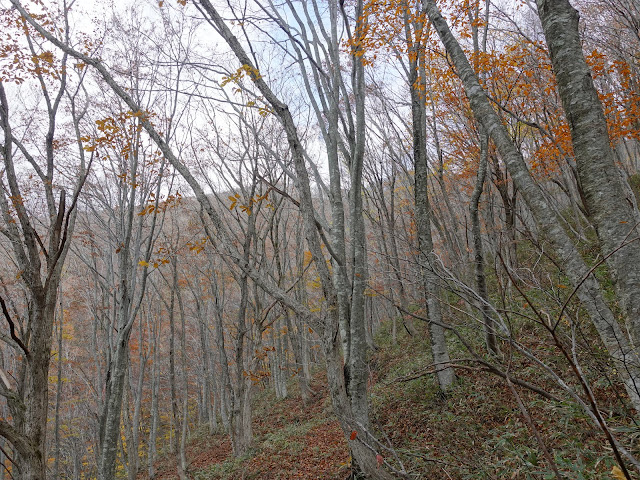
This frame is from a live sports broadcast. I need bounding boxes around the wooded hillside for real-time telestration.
[1,0,640,478]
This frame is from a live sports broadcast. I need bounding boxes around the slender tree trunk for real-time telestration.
[127,321,146,480]
[209,268,232,432]
[405,2,455,391]
[148,311,160,479]
[471,132,499,355]
[230,267,252,456]
[168,262,180,459]
[98,338,131,480]
[176,281,189,479]
[195,296,218,433]
[148,379,159,478]
[285,310,312,404]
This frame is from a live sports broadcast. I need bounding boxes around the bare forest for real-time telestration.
[1,0,640,478]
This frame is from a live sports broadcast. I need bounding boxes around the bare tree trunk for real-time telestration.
[208,259,232,433]
[285,310,311,403]
[148,311,159,480]
[471,132,499,355]
[537,0,640,361]
[127,319,147,480]
[423,0,640,410]
[53,298,64,480]
[193,291,218,433]
[467,0,498,356]
[404,1,456,391]
[168,261,180,459]
[230,265,252,456]
[176,278,190,479]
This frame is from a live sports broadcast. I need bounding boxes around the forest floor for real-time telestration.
[147,373,350,480]
[146,321,636,479]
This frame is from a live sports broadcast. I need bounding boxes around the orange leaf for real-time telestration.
[350,431,357,440]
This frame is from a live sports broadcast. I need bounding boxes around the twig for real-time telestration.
[391,360,561,402]
[505,373,563,478]
[0,443,17,479]
[556,230,640,331]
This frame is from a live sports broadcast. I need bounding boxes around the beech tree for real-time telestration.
[537,0,640,364]
[0,4,91,478]
[4,0,640,478]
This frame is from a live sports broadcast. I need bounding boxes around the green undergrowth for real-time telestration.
[368,318,639,479]
[193,455,250,480]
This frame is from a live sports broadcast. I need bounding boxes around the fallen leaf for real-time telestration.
[612,465,626,480]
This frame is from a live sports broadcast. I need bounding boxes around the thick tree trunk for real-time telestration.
[20,298,56,480]
[537,0,640,362]
[423,0,640,410]
[53,299,64,480]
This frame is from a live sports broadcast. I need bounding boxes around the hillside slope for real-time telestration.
[146,322,633,479]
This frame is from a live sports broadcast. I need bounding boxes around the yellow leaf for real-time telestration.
[612,465,626,480]
[138,260,149,267]
[38,51,54,64]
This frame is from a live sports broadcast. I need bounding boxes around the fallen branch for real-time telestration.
[391,359,561,403]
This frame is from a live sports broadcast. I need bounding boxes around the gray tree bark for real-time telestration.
[537,0,640,372]
[423,0,640,410]
[404,0,456,391]
[0,19,88,475]
[147,308,160,479]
